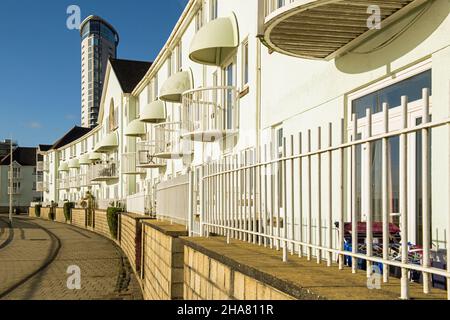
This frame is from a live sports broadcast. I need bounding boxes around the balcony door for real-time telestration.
[223,61,235,131]
[350,68,432,246]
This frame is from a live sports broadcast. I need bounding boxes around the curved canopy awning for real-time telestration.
[263,0,424,60]
[79,154,91,165]
[89,152,102,161]
[94,132,119,153]
[68,159,80,169]
[125,119,146,137]
[140,100,167,124]
[159,70,193,103]
[58,162,69,172]
[189,14,239,66]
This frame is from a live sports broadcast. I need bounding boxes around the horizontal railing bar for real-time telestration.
[203,117,450,179]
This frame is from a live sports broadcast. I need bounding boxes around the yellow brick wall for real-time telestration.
[41,207,51,220]
[29,207,36,217]
[183,246,295,300]
[55,208,66,223]
[119,213,148,274]
[71,209,86,228]
[142,222,185,300]
[93,210,110,239]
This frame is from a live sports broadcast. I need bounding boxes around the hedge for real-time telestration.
[106,207,122,240]
[35,204,41,218]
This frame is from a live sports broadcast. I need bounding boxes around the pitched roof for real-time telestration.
[38,144,53,152]
[0,147,37,166]
[51,126,93,150]
[109,58,152,93]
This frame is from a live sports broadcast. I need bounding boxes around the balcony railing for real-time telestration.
[155,122,193,160]
[181,86,239,142]
[36,181,49,193]
[8,187,22,195]
[122,153,145,175]
[58,178,70,190]
[79,173,91,187]
[69,176,81,189]
[136,134,167,169]
[37,161,44,172]
[8,171,22,180]
[91,162,119,182]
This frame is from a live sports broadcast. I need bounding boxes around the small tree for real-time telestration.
[63,202,75,222]
[49,201,57,220]
[82,192,95,227]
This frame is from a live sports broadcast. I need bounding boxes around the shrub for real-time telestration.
[107,207,122,240]
[63,202,75,222]
[35,204,41,218]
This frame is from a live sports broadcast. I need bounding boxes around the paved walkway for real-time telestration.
[0,215,142,300]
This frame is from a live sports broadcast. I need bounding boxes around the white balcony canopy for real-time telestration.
[140,100,166,124]
[159,70,193,103]
[79,154,91,165]
[68,159,80,169]
[58,162,69,172]
[189,14,239,66]
[125,119,146,137]
[89,152,102,161]
[95,132,119,153]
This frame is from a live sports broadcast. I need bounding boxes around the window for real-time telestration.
[147,83,153,104]
[241,39,249,88]
[352,70,432,120]
[209,0,218,21]
[176,43,183,72]
[195,7,204,32]
[167,54,173,77]
[153,77,159,100]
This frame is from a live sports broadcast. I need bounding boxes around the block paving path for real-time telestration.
[0,214,143,300]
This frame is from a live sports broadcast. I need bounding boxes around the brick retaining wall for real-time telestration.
[142,220,187,300]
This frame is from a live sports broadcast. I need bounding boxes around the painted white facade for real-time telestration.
[41,0,449,249]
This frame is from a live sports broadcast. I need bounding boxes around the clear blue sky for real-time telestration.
[0,0,188,147]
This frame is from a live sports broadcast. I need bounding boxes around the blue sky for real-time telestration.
[0,0,188,147]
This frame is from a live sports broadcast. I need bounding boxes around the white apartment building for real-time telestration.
[0,147,40,213]
[41,0,450,298]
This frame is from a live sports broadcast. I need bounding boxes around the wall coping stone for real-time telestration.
[120,212,156,221]
[142,220,188,238]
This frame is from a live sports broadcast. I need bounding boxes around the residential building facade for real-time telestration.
[40,0,450,299]
[0,147,40,213]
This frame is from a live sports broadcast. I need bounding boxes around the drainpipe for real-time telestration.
[256,1,263,160]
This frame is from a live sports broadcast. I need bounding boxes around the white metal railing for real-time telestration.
[264,0,295,18]
[155,122,193,159]
[193,89,450,300]
[126,192,154,216]
[91,162,119,181]
[58,178,69,190]
[37,161,44,172]
[69,175,80,189]
[182,86,239,141]
[8,171,22,180]
[8,187,22,195]
[43,161,50,172]
[96,198,122,210]
[137,135,167,168]
[157,174,190,225]
[79,173,91,187]
[36,181,49,193]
